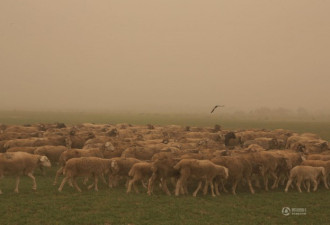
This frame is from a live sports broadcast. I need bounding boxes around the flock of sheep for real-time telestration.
[0,122,329,196]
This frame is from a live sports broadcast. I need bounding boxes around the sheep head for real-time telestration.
[39,156,51,167]
[111,160,119,174]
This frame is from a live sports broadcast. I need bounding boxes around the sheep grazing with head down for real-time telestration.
[0,152,51,194]
[58,157,118,192]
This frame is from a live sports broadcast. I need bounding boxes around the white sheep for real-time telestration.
[285,165,327,193]
[58,157,118,192]
[0,152,51,194]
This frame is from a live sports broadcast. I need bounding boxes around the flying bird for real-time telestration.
[210,105,225,113]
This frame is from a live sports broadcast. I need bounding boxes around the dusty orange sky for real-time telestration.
[0,0,329,113]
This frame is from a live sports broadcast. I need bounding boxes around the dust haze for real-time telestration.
[1,1,329,115]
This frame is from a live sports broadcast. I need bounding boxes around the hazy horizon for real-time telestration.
[1,1,329,113]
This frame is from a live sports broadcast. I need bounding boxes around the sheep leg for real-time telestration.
[214,181,220,196]
[272,171,282,189]
[108,174,114,188]
[147,174,156,195]
[296,178,302,193]
[312,178,318,192]
[193,181,202,197]
[27,173,37,191]
[125,178,129,188]
[263,175,269,191]
[83,177,89,185]
[100,174,107,185]
[72,178,82,192]
[54,166,64,185]
[206,179,216,197]
[231,179,239,195]
[175,178,182,196]
[183,181,189,195]
[87,183,94,190]
[94,176,99,191]
[180,186,185,195]
[68,179,74,187]
[127,178,136,193]
[161,179,171,196]
[322,176,329,189]
[221,180,229,193]
[175,177,187,196]
[302,180,307,190]
[273,174,280,189]
[202,180,209,195]
[306,180,310,193]
[253,177,261,188]
[284,177,293,192]
[108,174,119,188]
[14,176,20,193]
[39,165,45,176]
[141,180,147,189]
[133,182,139,193]
[246,177,255,194]
[58,176,69,192]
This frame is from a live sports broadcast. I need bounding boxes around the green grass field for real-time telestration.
[1,167,329,225]
[0,111,329,224]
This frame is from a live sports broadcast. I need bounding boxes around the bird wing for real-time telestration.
[210,105,225,113]
[210,106,218,113]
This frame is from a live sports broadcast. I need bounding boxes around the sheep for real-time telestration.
[58,157,119,192]
[0,152,51,194]
[211,156,255,195]
[301,160,330,186]
[243,138,278,150]
[6,147,38,154]
[121,146,162,160]
[108,157,142,188]
[34,145,68,164]
[127,162,153,193]
[147,155,181,196]
[306,154,330,161]
[66,130,95,149]
[53,148,104,185]
[284,166,328,193]
[174,159,229,197]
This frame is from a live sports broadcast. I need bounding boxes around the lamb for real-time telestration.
[58,157,119,192]
[174,159,229,197]
[284,166,328,193]
[53,148,104,185]
[301,160,330,186]
[108,157,142,188]
[127,162,153,193]
[0,152,51,194]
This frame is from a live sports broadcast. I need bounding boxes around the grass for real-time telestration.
[0,167,329,225]
[0,111,330,224]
